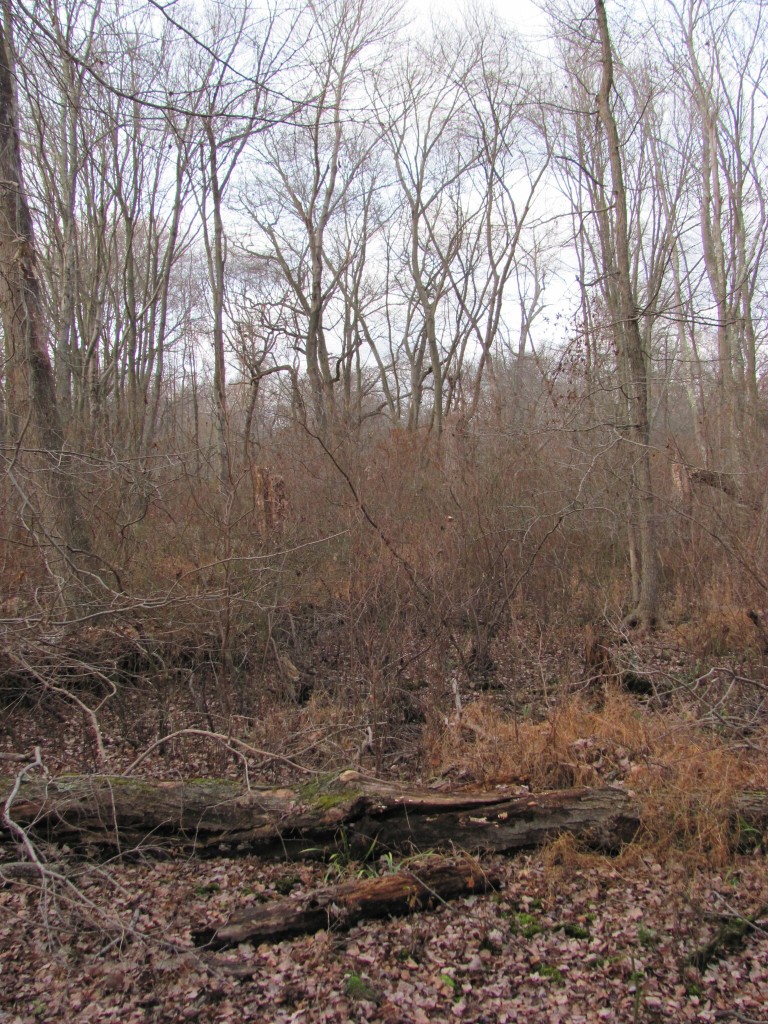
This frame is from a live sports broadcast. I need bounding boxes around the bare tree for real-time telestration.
[375,30,477,436]
[0,1,98,614]
[663,0,768,470]
[548,1,662,625]
[243,0,399,436]
[592,0,660,626]
[180,0,291,483]
[20,1,200,457]
[451,14,552,422]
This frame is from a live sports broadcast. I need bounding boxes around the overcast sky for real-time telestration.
[411,0,549,37]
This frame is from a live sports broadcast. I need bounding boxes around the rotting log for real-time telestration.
[195,857,499,948]
[0,770,641,857]
[3,772,765,861]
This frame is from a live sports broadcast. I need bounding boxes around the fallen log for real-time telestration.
[0,770,641,857]
[195,857,499,948]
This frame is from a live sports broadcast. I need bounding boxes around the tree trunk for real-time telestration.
[594,0,660,629]
[1,770,641,857]
[0,7,98,617]
[203,123,230,488]
[196,857,499,948]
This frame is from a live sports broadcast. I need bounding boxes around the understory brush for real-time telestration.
[430,689,768,865]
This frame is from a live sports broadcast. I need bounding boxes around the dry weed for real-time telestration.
[674,606,767,659]
[430,692,768,865]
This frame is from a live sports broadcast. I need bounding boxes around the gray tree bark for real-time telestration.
[594,0,660,628]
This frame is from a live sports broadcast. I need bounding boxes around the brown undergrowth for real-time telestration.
[430,690,768,866]
[673,605,768,659]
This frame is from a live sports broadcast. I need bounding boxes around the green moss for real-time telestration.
[315,792,350,810]
[438,972,461,1000]
[514,912,543,939]
[54,775,159,792]
[299,772,339,797]
[299,772,357,811]
[274,874,300,895]
[106,776,155,789]
[535,965,564,985]
[185,778,241,798]
[562,922,591,939]
[194,882,221,896]
[637,925,657,947]
[344,973,378,1002]
[55,775,242,791]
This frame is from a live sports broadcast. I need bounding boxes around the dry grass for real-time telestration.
[673,607,767,659]
[429,691,768,865]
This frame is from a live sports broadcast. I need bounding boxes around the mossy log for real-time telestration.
[0,770,641,857]
[196,857,499,948]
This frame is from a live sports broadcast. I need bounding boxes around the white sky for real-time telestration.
[410,0,549,39]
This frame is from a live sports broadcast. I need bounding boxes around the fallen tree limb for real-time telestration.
[669,443,760,512]
[0,770,641,857]
[5,770,764,861]
[688,468,741,501]
[195,857,499,948]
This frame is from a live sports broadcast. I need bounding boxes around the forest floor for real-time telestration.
[1,620,767,1023]
[1,841,767,1023]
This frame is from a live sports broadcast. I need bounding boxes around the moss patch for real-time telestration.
[299,772,357,811]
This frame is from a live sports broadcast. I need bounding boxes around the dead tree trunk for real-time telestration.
[1,770,641,857]
[196,857,499,948]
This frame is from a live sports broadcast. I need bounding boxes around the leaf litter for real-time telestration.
[1,845,766,1023]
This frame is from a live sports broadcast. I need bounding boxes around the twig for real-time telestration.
[7,649,109,764]
[121,727,319,779]
[2,747,50,880]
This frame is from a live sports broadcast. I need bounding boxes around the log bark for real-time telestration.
[0,770,641,857]
[195,858,499,948]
